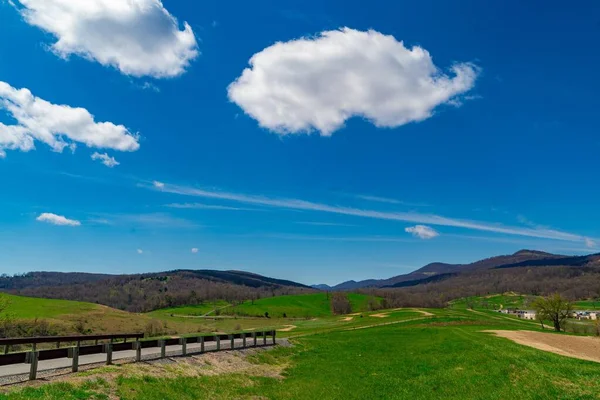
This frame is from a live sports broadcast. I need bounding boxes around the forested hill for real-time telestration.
[317,250,600,290]
[0,270,312,313]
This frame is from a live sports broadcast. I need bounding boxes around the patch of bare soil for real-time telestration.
[484,330,600,363]
[370,313,390,318]
[278,325,297,332]
[340,317,353,322]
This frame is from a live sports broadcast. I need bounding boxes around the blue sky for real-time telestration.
[0,0,599,285]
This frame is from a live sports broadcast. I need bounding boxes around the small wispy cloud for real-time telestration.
[87,218,112,225]
[405,225,439,240]
[91,212,197,229]
[91,152,120,168]
[141,181,597,245]
[585,238,597,249]
[191,248,199,254]
[153,181,165,189]
[137,249,144,254]
[36,213,81,227]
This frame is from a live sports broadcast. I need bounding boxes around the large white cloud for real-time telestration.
[0,81,139,158]
[405,225,439,240]
[36,213,81,226]
[13,0,198,78]
[228,28,479,135]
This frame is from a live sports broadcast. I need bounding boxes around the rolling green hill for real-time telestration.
[223,293,381,318]
[1,293,102,319]
[147,300,231,318]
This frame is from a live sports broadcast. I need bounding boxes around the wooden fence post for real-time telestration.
[253,332,257,347]
[72,346,79,373]
[229,335,234,350]
[105,343,113,365]
[180,337,187,356]
[3,345,8,354]
[134,341,142,362]
[242,333,246,348]
[200,336,205,353]
[263,331,267,346]
[216,336,220,351]
[28,351,38,381]
[160,340,166,359]
[272,330,276,345]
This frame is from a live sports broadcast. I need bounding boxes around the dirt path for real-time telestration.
[346,316,429,331]
[484,330,600,363]
[278,325,297,332]
[370,313,390,318]
[412,309,434,317]
[340,317,354,322]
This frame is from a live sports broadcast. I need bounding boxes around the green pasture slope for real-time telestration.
[147,300,231,318]
[6,303,600,399]
[224,293,380,318]
[573,300,600,310]
[450,293,529,311]
[0,293,100,319]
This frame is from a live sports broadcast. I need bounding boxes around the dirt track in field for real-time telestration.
[484,330,600,363]
[278,325,297,332]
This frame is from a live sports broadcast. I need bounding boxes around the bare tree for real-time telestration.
[331,293,352,315]
[532,294,573,332]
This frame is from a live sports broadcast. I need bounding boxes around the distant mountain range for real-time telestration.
[312,250,600,290]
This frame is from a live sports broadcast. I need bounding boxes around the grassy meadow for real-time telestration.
[221,293,381,318]
[0,292,386,339]
[3,301,600,399]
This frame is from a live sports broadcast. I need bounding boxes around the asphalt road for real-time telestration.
[0,337,272,379]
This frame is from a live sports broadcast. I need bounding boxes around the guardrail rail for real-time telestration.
[0,330,276,381]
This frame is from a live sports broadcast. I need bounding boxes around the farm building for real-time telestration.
[516,310,536,320]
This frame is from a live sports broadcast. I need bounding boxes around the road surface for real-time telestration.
[0,337,273,382]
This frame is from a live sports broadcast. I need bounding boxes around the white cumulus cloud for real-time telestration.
[91,152,120,168]
[228,28,479,136]
[12,0,198,78]
[36,213,81,226]
[405,225,439,240]
[137,249,144,254]
[191,248,199,254]
[0,81,140,158]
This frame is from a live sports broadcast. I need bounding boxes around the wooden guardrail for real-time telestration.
[0,330,276,381]
[0,333,144,354]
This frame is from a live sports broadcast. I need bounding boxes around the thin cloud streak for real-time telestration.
[294,221,356,227]
[146,182,595,244]
[165,203,261,212]
[240,233,413,243]
[352,194,429,207]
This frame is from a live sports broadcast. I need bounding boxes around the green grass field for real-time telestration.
[573,300,600,310]
[0,293,388,339]
[223,293,380,318]
[449,293,530,311]
[147,300,231,318]
[4,305,600,399]
[1,294,101,319]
